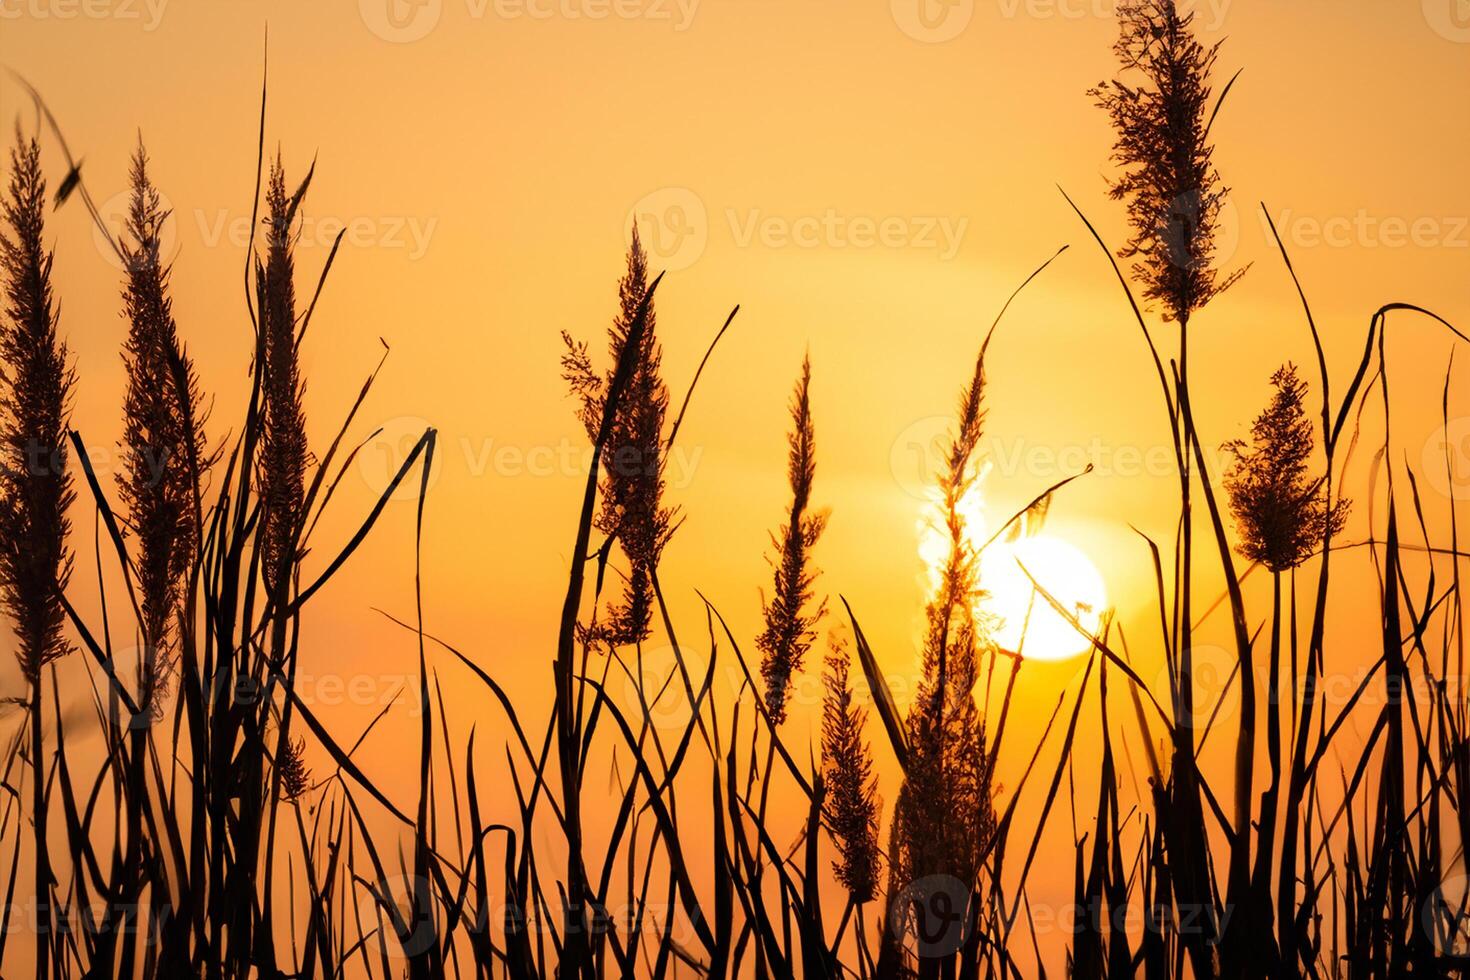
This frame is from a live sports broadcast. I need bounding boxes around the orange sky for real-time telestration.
[3,1,1469,972]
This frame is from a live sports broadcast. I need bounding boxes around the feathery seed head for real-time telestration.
[0,128,75,684]
[1224,363,1347,572]
[1090,0,1246,323]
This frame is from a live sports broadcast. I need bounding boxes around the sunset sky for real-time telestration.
[3,1,1468,970]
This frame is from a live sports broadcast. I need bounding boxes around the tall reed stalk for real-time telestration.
[757,354,827,724]
[0,127,75,980]
[881,341,997,980]
[1091,2,1246,971]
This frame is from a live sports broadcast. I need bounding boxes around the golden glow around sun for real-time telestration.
[918,480,1108,663]
[979,536,1107,662]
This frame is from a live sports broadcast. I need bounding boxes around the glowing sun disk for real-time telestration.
[978,535,1107,662]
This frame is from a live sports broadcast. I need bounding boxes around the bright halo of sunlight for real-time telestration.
[981,536,1107,661]
[916,475,1107,662]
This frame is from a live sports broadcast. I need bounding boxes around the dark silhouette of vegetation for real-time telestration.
[757,354,827,724]
[0,125,74,980]
[1089,0,1246,326]
[118,139,208,720]
[562,227,674,650]
[881,341,997,980]
[1224,363,1348,574]
[0,8,1461,976]
[821,634,881,906]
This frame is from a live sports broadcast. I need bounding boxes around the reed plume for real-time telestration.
[562,226,673,648]
[1224,363,1348,966]
[0,129,74,683]
[1092,9,1244,967]
[256,155,308,598]
[118,139,207,718]
[0,126,75,980]
[1224,363,1347,573]
[757,354,827,723]
[821,633,881,904]
[276,735,311,803]
[885,345,997,971]
[1090,0,1246,326]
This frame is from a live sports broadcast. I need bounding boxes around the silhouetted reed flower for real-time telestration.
[1091,0,1245,324]
[821,633,880,904]
[1,128,74,980]
[118,140,207,717]
[256,156,308,596]
[892,347,996,910]
[561,227,674,648]
[277,735,311,803]
[1224,364,1347,572]
[0,129,74,684]
[757,355,827,723]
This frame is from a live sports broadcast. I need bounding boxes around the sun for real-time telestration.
[915,475,1108,662]
[978,535,1108,662]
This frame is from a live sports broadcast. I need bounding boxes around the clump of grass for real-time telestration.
[7,35,1467,980]
[757,354,827,724]
[0,125,75,980]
